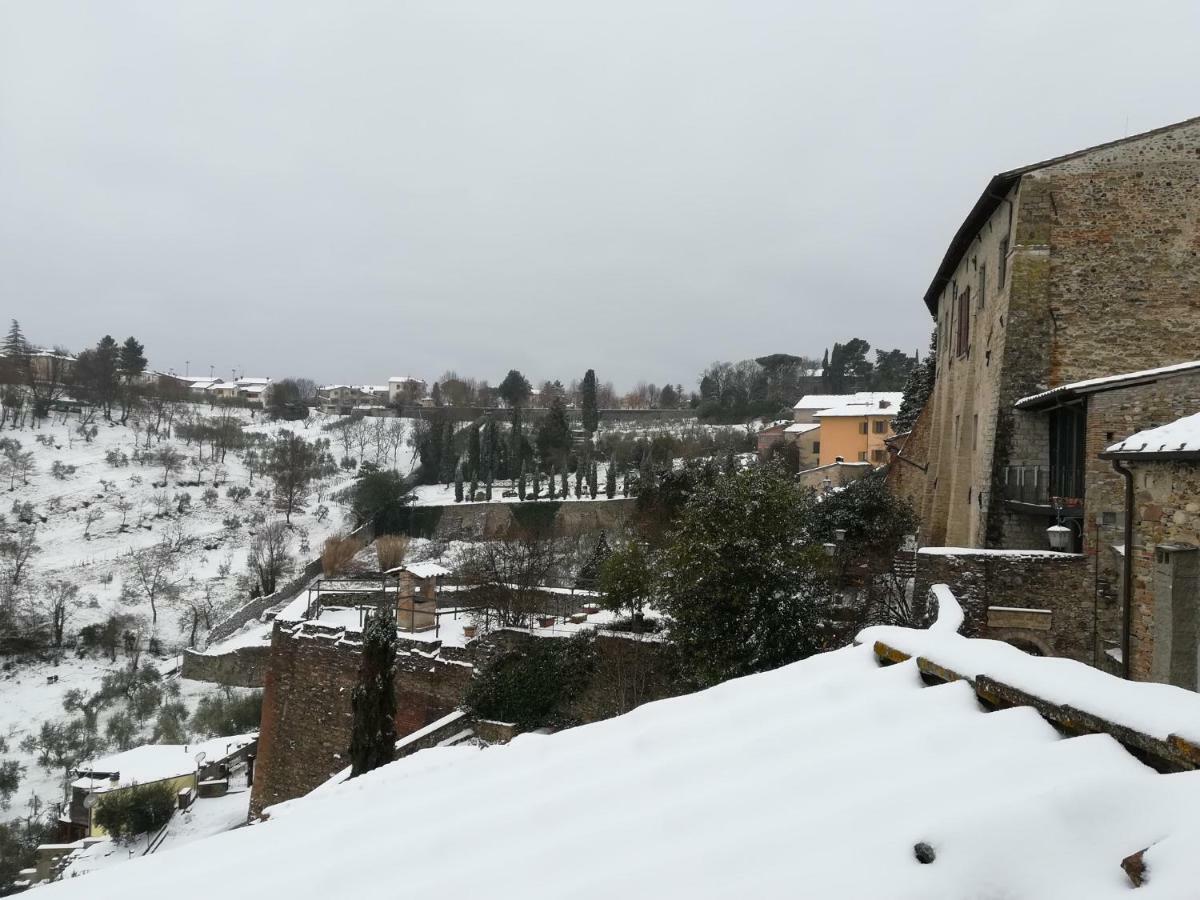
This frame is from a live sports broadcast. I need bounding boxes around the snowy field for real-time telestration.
[0,405,414,822]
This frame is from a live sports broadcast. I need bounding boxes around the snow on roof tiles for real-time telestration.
[794,391,903,410]
[42,608,1200,899]
[1103,410,1200,457]
[1016,359,1200,409]
[784,422,820,434]
[814,393,903,418]
[72,734,256,793]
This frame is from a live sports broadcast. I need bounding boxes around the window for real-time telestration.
[977,263,987,309]
[954,415,961,448]
[955,287,971,356]
[872,420,887,434]
[972,414,979,450]
[858,422,869,435]
[858,451,868,461]
[812,441,820,454]
[871,449,888,463]
[998,235,1009,286]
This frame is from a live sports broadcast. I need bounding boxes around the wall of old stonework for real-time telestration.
[922,119,1200,551]
[1080,372,1200,658]
[403,498,636,541]
[249,622,678,818]
[180,644,269,687]
[913,549,1093,662]
[1122,460,1200,683]
[885,403,931,516]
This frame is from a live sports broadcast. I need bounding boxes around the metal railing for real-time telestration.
[1002,465,1083,505]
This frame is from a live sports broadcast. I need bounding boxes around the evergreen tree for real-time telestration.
[509,407,523,478]
[483,418,496,499]
[532,465,542,500]
[589,460,599,498]
[581,368,599,436]
[574,457,583,498]
[348,613,398,777]
[605,460,616,498]
[118,336,147,381]
[894,331,937,433]
[560,465,569,499]
[621,468,629,498]
[546,463,557,500]
[430,382,443,407]
[468,422,481,481]
[518,459,527,501]
[1,320,29,385]
[439,421,456,483]
[454,457,464,502]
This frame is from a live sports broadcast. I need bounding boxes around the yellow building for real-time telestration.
[812,393,902,467]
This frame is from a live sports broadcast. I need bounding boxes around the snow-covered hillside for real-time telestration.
[0,406,411,819]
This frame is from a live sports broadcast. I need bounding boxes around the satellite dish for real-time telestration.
[82,793,98,810]
[194,751,207,765]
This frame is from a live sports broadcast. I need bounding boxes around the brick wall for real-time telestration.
[249,622,677,817]
[913,549,1093,661]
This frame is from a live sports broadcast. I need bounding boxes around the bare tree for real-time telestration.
[37,579,80,650]
[0,438,35,489]
[83,505,104,538]
[458,532,570,627]
[247,520,292,596]
[0,524,40,609]
[122,536,183,624]
[178,585,217,648]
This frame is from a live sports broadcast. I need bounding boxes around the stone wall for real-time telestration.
[250,623,476,817]
[913,549,1093,661]
[885,403,931,515]
[1121,460,1200,684]
[180,644,270,687]
[249,621,676,818]
[399,498,636,540]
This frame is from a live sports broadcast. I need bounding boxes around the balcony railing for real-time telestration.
[1002,465,1083,506]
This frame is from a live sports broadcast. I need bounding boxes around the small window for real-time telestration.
[954,415,961,448]
[858,422,869,435]
[812,441,820,454]
[972,414,979,450]
[977,263,987,309]
[872,420,887,434]
[858,451,868,461]
[955,287,971,356]
[998,236,1009,286]
[871,449,887,463]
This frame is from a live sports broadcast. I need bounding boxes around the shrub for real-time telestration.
[190,690,262,737]
[51,461,76,480]
[226,485,250,504]
[464,632,596,730]
[93,780,177,843]
[201,488,220,507]
[375,535,409,572]
[321,534,361,576]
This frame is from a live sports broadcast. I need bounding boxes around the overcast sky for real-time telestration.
[2,2,1198,390]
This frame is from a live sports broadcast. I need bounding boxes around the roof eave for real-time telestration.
[1098,450,1200,463]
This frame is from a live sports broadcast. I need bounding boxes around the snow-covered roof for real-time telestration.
[784,422,821,434]
[385,561,451,579]
[388,375,426,384]
[183,377,221,389]
[72,734,256,793]
[815,392,903,418]
[234,377,271,387]
[793,391,902,411]
[1015,359,1200,409]
[1102,410,1200,458]
[46,606,1200,899]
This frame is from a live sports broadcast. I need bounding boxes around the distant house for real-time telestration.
[810,393,902,467]
[388,376,427,406]
[319,384,391,412]
[61,735,257,841]
[179,376,223,398]
[756,421,822,471]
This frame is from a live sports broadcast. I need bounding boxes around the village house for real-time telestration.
[756,421,821,469]
[810,393,901,467]
[899,116,1200,675]
[387,375,427,405]
[59,735,257,841]
[914,115,1200,553]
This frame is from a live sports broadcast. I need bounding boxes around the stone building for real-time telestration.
[917,116,1200,553]
[1100,411,1200,689]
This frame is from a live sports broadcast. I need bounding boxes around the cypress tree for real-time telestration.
[605,460,616,498]
[560,464,569,499]
[547,463,557,500]
[574,463,583,499]
[589,460,599,498]
[348,613,398,777]
[581,368,599,436]
[509,407,523,478]
[454,457,464,502]
[532,465,542,500]
[518,460,527,501]
[468,423,481,481]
